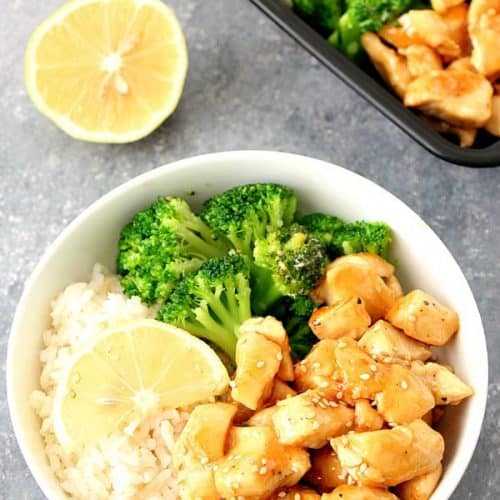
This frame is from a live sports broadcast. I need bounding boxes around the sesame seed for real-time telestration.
[319,380,329,388]
[312,319,321,326]
[256,360,265,368]
[277,352,283,361]
[360,373,371,380]
[401,380,408,390]
[338,341,346,348]
[312,421,320,430]
[229,381,236,388]
[278,492,286,498]
[294,494,301,500]
[370,364,377,372]
[359,463,368,473]
[347,475,355,485]
[261,458,267,465]
[200,456,209,465]
[336,392,343,399]
[312,362,321,369]
[259,466,267,475]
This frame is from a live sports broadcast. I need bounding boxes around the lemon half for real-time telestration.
[53,320,229,449]
[25,0,188,143]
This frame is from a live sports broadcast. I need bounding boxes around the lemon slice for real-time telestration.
[25,0,188,143]
[53,320,229,449]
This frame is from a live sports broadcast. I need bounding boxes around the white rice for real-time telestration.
[30,263,189,499]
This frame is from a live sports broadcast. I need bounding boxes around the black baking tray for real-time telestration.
[250,0,500,167]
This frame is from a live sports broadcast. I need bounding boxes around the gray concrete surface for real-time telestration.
[1,0,499,498]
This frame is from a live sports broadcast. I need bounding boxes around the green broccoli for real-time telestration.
[200,183,297,256]
[336,0,416,59]
[270,295,318,360]
[156,254,252,361]
[251,223,328,314]
[117,196,230,305]
[293,0,344,33]
[302,213,392,259]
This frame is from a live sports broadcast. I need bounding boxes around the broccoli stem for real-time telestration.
[174,224,228,258]
[192,308,238,360]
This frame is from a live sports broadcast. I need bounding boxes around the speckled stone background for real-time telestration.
[1,0,499,498]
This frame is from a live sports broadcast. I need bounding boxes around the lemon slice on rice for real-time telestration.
[53,320,229,449]
[25,0,188,143]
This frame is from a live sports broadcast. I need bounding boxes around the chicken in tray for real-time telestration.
[362,0,500,147]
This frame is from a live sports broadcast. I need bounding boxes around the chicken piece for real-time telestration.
[374,364,435,425]
[268,379,297,406]
[247,405,280,427]
[309,297,371,341]
[385,290,460,346]
[405,69,493,128]
[361,32,413,99]
[379,24,426,50]
[322,485,399,500]
[232,331,282,410]
[272,486,321,500]
[214,426,310,498]
[359,319,432,365]
[395,463,443,500]
[272,390,355,449]
[431,0,465,14]
[305,446,347,492]
[174,403,236,500]
[399,45,443,78]
[470,9,500,79]
[313,254,402,321]
[331,420,444,487]
[448,57,476,72]
[420,115,478,148]
[441,4,471,56]
[411,361,474,405]
[239,316,294,382]
[294,339,343,399]
[399,10,461,59]
[354,400,385,432]
[334,337,388,401]
[469,0,500,27]
[485,95,500,136]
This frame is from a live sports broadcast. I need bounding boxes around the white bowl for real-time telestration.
[7,151,488,499]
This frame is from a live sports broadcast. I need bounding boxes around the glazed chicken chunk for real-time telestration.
[174,403,236,500]
[331,419,444,487]
[485,95,500,136]
[399,44,443,77]
[404,68,493,128]
[214,426,310,498]
[399,10,461,59]
[272,390,355,448]
[431,0,465,14]
[394,464,443,500]
[385,290,460,345]
[360,32,413,98]
[305,445,347,492]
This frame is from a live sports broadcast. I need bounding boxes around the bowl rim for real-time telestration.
[7,150,488,499]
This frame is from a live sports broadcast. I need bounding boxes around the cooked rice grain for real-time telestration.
[30,264,189,499]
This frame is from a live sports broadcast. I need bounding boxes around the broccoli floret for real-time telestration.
[251,223,328,314]
[333,221,393,259]
[302,213,392,259]
[117,196,230,305]
[200,183,297,256]
[156,254,252,361]
[270,295,318,360]
[337,0,416,59]
[293,0,344,32]
[301,213,345,250]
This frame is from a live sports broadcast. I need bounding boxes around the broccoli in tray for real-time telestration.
[117,182,395,361]
[293,0,420,60]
